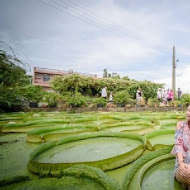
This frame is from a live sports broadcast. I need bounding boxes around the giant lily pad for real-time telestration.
[28,132,146,176]
[1,165,120,190]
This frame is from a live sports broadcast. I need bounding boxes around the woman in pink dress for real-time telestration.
[171,105,190,189]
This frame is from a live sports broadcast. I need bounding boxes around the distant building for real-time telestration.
[33,67,97,91]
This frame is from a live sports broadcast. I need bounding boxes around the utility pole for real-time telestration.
[172,46,176,93]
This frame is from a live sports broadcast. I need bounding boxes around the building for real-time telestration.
[33,67,97,91]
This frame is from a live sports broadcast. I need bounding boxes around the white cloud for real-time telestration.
[155,65,190,93]
[0,0,190,89]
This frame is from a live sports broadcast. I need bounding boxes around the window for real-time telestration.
[36,74,42,79]
[43,74,51,81]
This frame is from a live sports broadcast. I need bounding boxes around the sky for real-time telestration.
[0,0,190,92]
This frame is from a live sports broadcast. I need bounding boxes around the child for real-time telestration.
[109,92,113,102]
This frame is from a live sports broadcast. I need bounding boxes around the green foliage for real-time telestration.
[24,85,44,104]
[0,50,30,111]
[180,93,190,106]
[51,74,162,101]
[51,74,94,96]
[172,100,181,107]
[43,92,64,107]
[122,76,130,80]
[114,90,131,104]
[147,97,159,106]
[128,81,162,100]
[67,92,87,107]
[93,97,107,107]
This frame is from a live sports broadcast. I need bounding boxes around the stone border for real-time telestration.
[24,106,183,113]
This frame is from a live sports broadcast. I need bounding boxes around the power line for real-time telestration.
[60,0,171,53]
[40,0,171,55]
[0,41,31,73]
[64,0,170,51]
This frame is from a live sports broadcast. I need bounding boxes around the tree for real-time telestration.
[0,50,30,111]
[103,69,107,78]
[122,76,130,80]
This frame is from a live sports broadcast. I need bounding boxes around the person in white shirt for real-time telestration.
[109,91,113,102]
[157,88,162,102]
[101,87,107,98]
[162,89,167,104]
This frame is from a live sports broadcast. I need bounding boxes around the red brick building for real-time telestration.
[33,67,97,91]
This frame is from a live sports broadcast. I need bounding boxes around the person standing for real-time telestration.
[157,88,162,102]
[136,88,143,107]
[178,88,182,100]
[162,89,167,104]
[167,89,173,102]
[109,91,113,102]
[101,87,107,99]
[171,105,190,189]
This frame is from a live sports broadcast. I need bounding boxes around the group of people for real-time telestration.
[157,88,182,104]
[102,86,183,107]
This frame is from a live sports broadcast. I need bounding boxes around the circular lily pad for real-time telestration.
[121,146,175,190]
[101,124,154,135]
[28,132,145,176]
[27,124,98,143]
[1,165,120,190]
[145,130,175,150]
[141,156,184,190]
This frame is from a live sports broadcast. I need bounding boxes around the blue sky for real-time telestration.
[0,0,190,92]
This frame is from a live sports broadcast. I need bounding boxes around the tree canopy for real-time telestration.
[0,50,30,111]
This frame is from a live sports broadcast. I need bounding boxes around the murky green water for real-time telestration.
[1,176,105,190]
[36,137,141,163]
[141,159,183,190]
[0,133,38,179]
[106,164,132,185]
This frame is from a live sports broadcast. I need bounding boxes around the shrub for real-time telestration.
[93,97,107,107]
[172,100,181,107]
[0,50,30,111]
[181,93,190,107]
[43,92,64,107]
[24,85,44,104]
[147,98,159,107]
[114,91,131,104]
[67,92,87,107]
